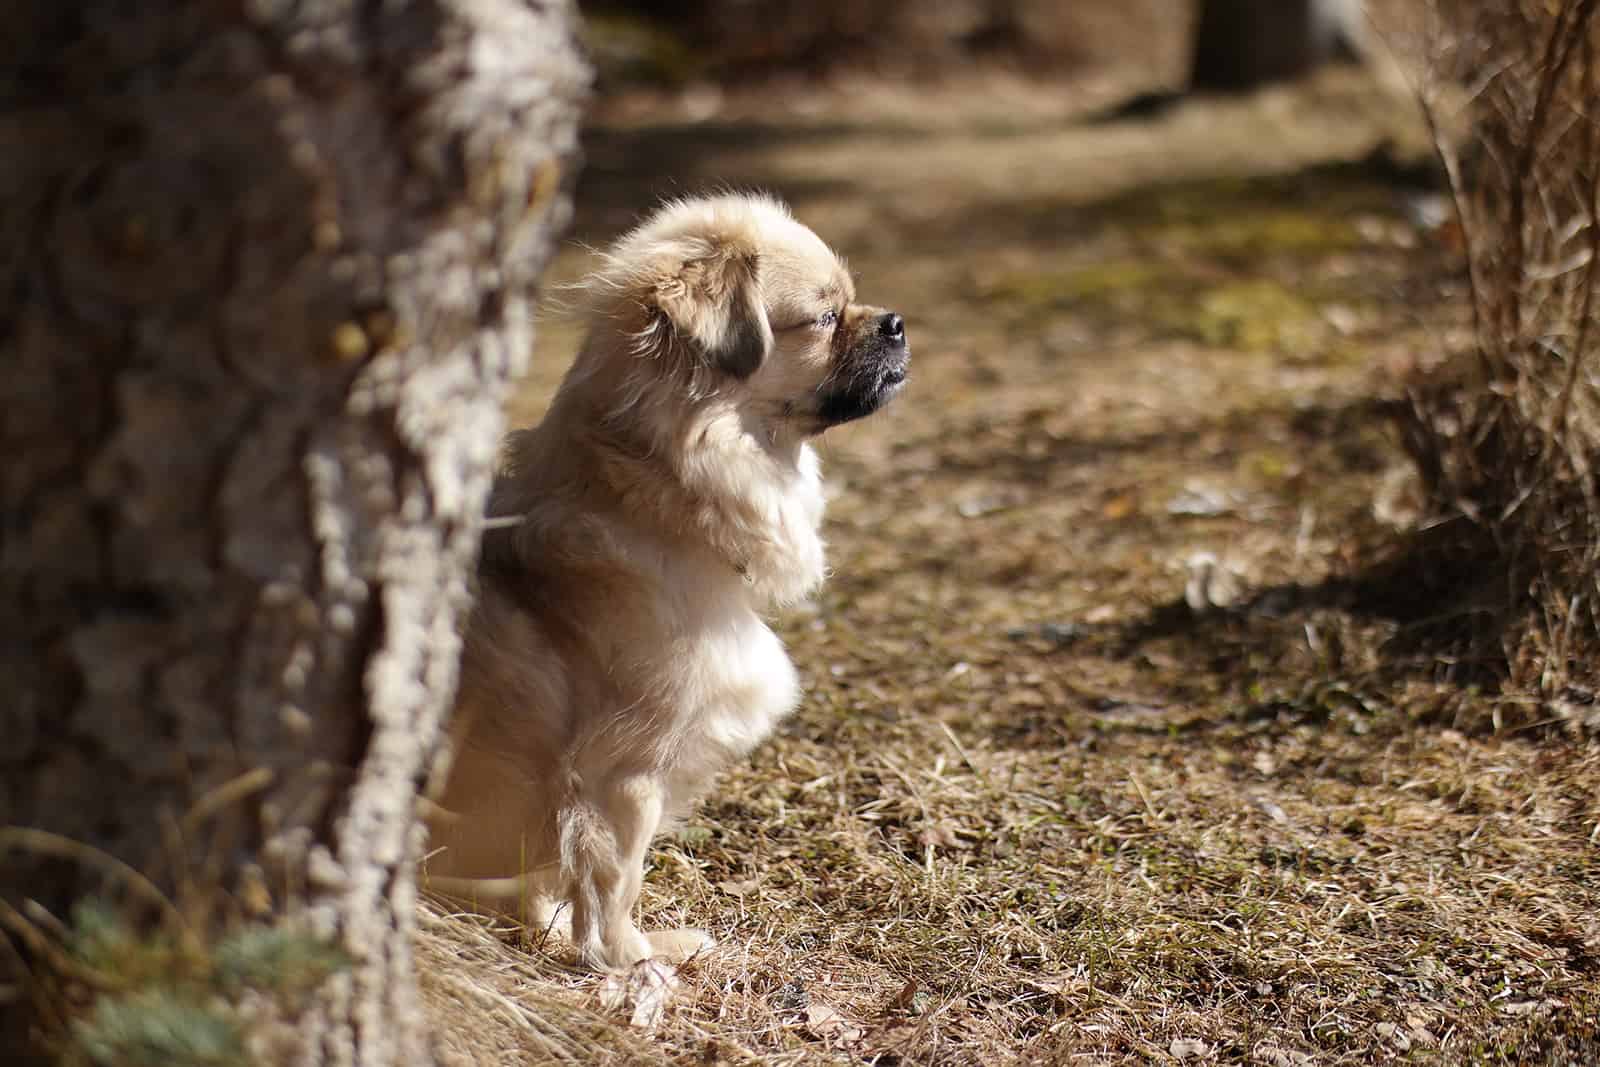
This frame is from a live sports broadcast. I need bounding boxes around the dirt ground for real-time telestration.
[425,69,1600,1066]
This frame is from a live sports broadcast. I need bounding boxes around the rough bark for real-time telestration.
[0,0,586,1062]
[1190,0,1365,91]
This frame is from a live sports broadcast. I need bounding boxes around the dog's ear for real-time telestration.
[654,242,772,379]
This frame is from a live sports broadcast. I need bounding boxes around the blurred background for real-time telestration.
[562,0,1432,237]
[581,0,1192,91]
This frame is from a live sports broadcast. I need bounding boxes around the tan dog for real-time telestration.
[425,194,908,970]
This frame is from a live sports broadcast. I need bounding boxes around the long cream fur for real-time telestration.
[424,193,904,970]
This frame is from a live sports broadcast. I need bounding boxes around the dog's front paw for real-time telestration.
[577,926,655,972]
[646,927,716,963]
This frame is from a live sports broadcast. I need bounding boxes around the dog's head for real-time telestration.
[583,194,908,437]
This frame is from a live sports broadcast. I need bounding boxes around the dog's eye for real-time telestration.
[777,309,840,332]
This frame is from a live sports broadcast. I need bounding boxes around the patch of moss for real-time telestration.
[1240,448,1297,483]
[984,266,1327,356]
[1185,279,1324,353]
[72,990,244,1067]
[976,171,1389,356]
[52,902,347,1067]
[210,925,348,997]
[1044,170,1400,285]
[979,260,1173,315]
[1105,172,1386,241]
[1168,211,1360,259]
[70,899,192,990]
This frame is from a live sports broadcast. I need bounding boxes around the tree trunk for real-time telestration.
[0,0,586,1062]
[1190,0,1365,91]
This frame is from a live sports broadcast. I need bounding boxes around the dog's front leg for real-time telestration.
[567,773,661,970]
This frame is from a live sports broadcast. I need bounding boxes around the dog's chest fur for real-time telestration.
[464,433,828,800]
[647,560,800,800]
[599,441,826,785]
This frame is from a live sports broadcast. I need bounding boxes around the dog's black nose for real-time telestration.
[878,313,905,342]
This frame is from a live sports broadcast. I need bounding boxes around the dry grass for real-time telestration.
[418,901,667,1066]
[420,61,1600,1066]
[1394,0,1600,715]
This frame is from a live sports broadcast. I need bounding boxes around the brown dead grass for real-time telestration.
[417,900,668,1066]
[1392,0,1600,716]
[423,66,1600,1066]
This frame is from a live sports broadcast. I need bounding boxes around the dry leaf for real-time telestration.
[887,978,919,1013]
[1101,492,1136,519]
[1374,1021,1411,1052]
[597,958,679,1032]
[1183,551,1245,611]
[1168,481,1242,517]
[1252,796,1288,823]
[957,490,1022,518]
[805,1001,864,1044]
